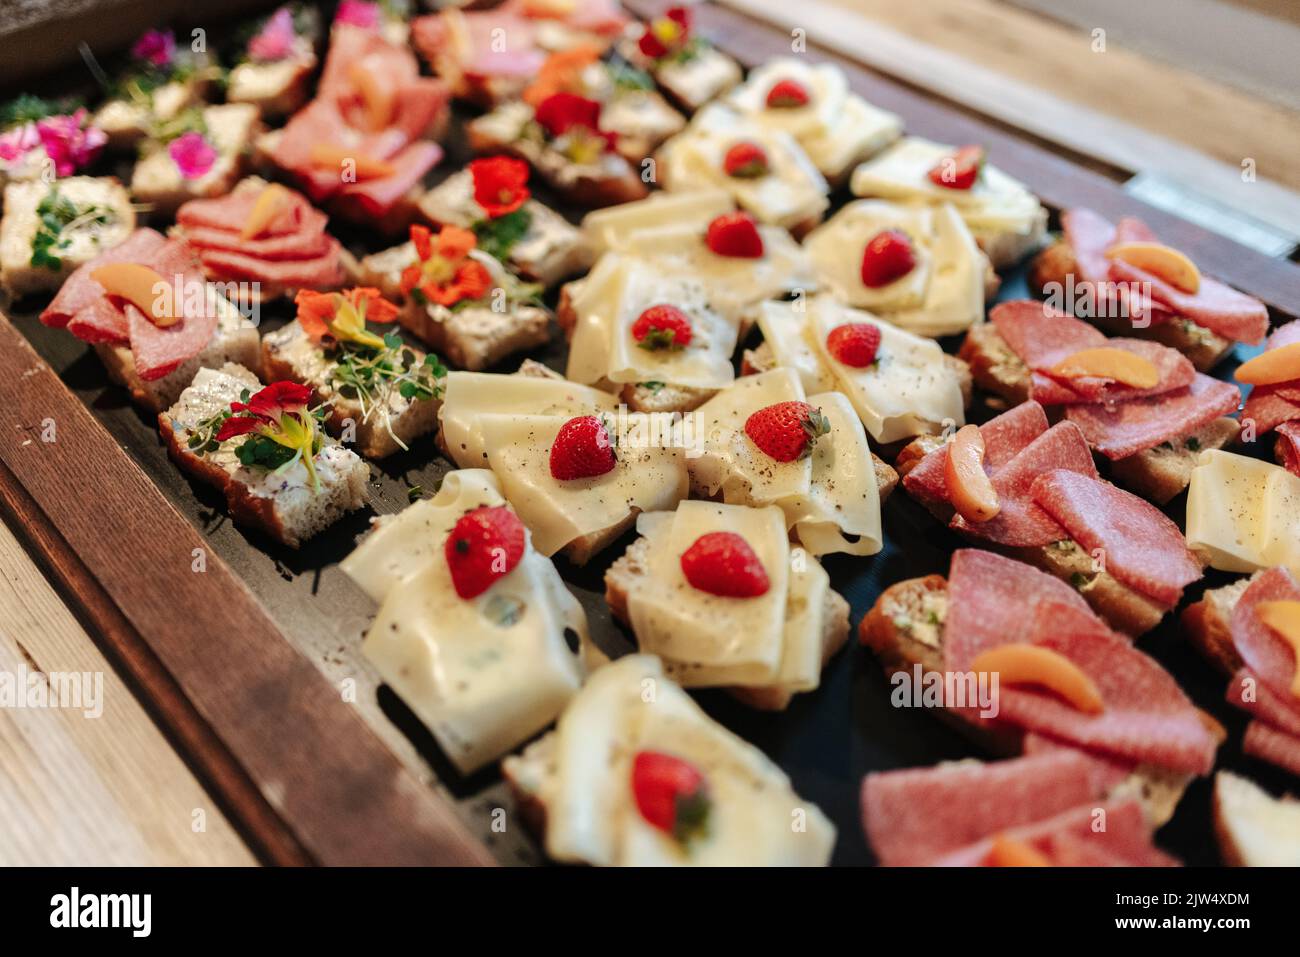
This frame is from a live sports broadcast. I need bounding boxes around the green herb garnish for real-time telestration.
[30,188,114,271]
[473,207,532,263]
[328,338,448,452]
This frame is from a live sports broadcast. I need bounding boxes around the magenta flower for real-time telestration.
[0,123,39,163]
[249,7,296,62]
[35,110,106,176]
[168,131,217,179]
[131,29,176,68]
[334,0,379,28]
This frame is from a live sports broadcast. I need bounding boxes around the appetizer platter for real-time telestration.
[1,0,1299,868]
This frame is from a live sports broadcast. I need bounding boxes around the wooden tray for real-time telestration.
[1,0,1298,866]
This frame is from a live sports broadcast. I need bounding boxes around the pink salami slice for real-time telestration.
[1113,217,1158,244]
[1228,566,1300,704]
[1244,384,1300,434]
[987,601,1217,774]
[950,422,1098,547]
[336,140,443,216]
[943,549,1095,673]
[902,402,1049,504]
[1107,258,1268,345]
[199,247,346,291]
[1226,669,1300,738]
[1243,720,1300,778]
[931,799,1177,867]
[1030,469,1201,606]
[861,750,1117,866]
[176,188,325,238]
[185,225,336,261]
[991,300,1106,367]
[1065,373,1241,460]
[1060,207,1115,288]
[412,11,545,80]
[1278,422,1300,477]
[1030,337,1195,405]
[126,239,218,382]
[1266,320,1300,352]
[40,228,167,329]
[66,297,129,345]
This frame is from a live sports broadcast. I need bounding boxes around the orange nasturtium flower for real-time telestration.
[295,287,401,350]
[400,224,493,307]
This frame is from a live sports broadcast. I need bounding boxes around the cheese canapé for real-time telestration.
[506,654,836,866]
[805,200,985,336]
[342,469,587,775]
[1185,449,1300,579]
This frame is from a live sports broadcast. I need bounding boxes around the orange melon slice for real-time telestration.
[307,145,396,181]
[987,834,1052,867]
[1234,342,1300,387]
[1106,241,1200,294]
[945,424,1000,523]
[240,183,294,241]
[1047,347,1160,389]
[970,644,1105,714]
[91,263,178,327]
[1256,601,1300,698]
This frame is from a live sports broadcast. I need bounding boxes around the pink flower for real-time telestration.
[249,7,296,62]
[131,29,175,68]
[168,131,216,179]
[0,123,39,163]
[35,110,106,176]
[334,0,379,28]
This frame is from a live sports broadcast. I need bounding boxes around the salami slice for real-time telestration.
[1244,384,1300,435]
[66,297,129,345]
[1107,258,1268,345]
[903,402,1049,504]
[1228,566,1300,704]
[1060,208,1114,288]
[991,300,1106,369]
[1226,669,1300,738]
[943,549,1095,673]
[1030,469,1201,606]
[40,229,167,329]
[1243,720,1300,778]
[1065,374,1241,460]
[127,239,218,382]
[336,140,443,216]
[412,10,546,80]
[1030,337,1195,405]
[861,750,1116,866]
[198,247,346,290]
[1113,217,1158,244]
[1278,422,1300,477]
[950,422,1097,547]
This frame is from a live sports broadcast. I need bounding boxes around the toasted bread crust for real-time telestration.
[1180,576,1252,676]
[469,125,649,209]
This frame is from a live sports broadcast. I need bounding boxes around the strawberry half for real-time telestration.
[744,400,830,462]
[826,322,882,368]
[765,78,810,109]
[680,531,770,598]
[705,212,764,258]
[444,505,526,599]
[631,751,710,843]
[549,415,617,480]
[632,304,693,350]
[926,144,985,190]
[723,141,769,178]
[860,229,916,288]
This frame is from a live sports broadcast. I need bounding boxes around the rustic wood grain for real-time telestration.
[0,518,256,865]
[0,314,494,866]
[624,0,1300,314]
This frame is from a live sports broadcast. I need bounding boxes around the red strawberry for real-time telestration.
[723,141,769,178]
[549,415,617,480]
[631,751,710,842]
[705,212,764,258]
[926,144,985,190]
[826,322,882,368]
[632,304,693,350]
[860,229,916,288]
[680,531,770,598]
[444,505,526,599]
[744,401,830,462]
[765,78,810,109]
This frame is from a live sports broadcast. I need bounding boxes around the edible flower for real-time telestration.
[400,224,493,307]
[168,130,216,179]
[249,7,297,62]
[295,287,401,351]
[523,44,603,107]
[638,6,692,60]
[0,122,39,163]
[131,29,176,68]
[334,0,380,28]
[216,381,325,492]
[534,92,617,164]
[35,109,106,177]
[469,156,530,219]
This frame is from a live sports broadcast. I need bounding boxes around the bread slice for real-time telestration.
[605,535,851,710]
[0,177,136,297]
[892,446,1171,637]
[1214,770,1300,866]
[159,363,369,548]
[956,319,1239,503]
[93,295,262,413]
[1029,238,1234,371]
[260,321,442,459]
[861,574,1222,826]
[1179,574,1255,676]
[93,80,199,150]
[130,104,263,217]
[354,241,552,371]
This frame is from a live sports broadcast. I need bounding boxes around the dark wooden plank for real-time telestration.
[624,0,1300,316]
[0,313,494,867]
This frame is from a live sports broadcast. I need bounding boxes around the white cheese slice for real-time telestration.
[582,188,734,253]
[805,200,984,336]
[756,300,838,394]
[476,413,688,556]
[654,44,742,109]
[1185,449,1300,579]
[807,296,965,443]
[439,371,618,468]
[1214,771,1300,867]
